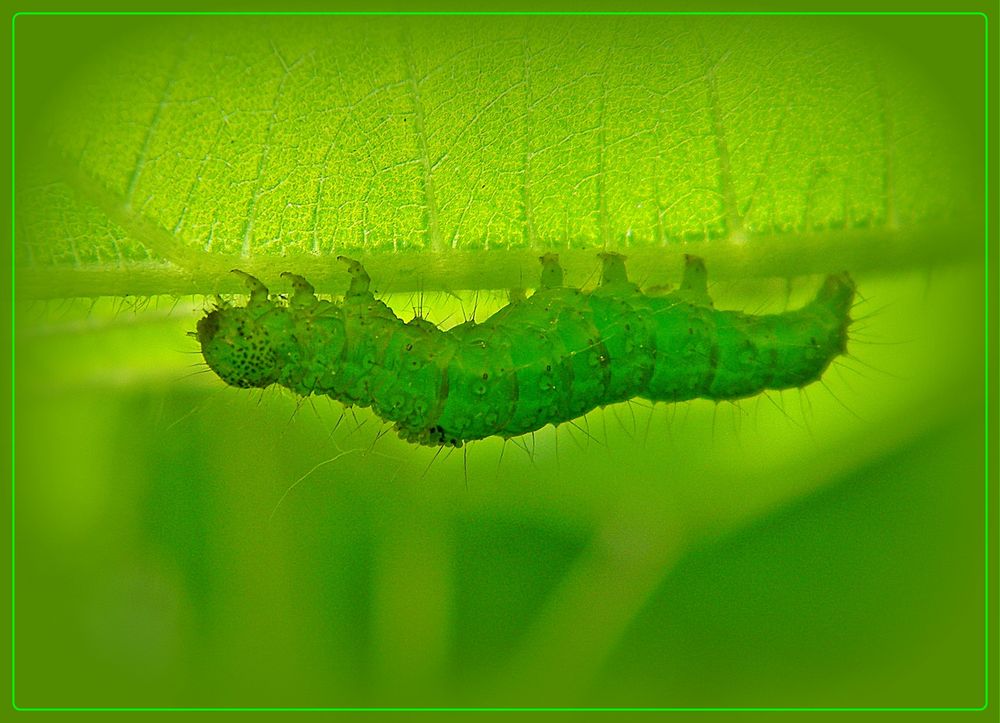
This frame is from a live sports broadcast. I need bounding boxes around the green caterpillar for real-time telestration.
[197,254,855,447]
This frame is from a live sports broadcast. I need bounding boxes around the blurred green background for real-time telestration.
[12,13,986,709]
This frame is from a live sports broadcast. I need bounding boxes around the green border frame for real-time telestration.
[8,8,992,713]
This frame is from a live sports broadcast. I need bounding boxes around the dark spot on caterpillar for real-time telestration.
[197,255,855,448]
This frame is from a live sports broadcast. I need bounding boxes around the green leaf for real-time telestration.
[16,15,977,298]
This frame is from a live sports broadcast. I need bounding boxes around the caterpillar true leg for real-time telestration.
[230,269,270,310]
[280,271,318,309]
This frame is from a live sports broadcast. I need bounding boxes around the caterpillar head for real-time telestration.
[197,307,281,389]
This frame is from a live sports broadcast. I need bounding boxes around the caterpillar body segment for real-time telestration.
[197,255,855,447]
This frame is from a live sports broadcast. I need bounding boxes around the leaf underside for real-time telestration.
[16,15,976,298]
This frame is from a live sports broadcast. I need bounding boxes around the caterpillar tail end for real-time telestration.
[815,272,856,355]
[816,272,856,317]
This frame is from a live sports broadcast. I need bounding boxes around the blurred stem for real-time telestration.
[496,499,687,702]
